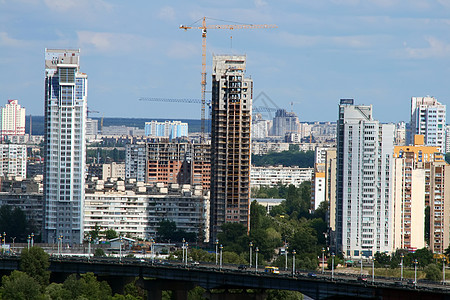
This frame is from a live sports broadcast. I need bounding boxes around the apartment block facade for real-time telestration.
[0,144,27,178]
[84,179,209,241]
[409,96,446,152]
[336,99,394,258]
[0,99,26,141]
[43,49,87,244]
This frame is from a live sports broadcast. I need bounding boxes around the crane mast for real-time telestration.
[180,17,277,141]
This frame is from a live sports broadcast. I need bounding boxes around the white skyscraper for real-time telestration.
[336,99,394,258]
[43,49,87,244]
[0,99,26,141]
[409,96,446,152]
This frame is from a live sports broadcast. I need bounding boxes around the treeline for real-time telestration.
[252,148,315,168]
[219,182,328,270]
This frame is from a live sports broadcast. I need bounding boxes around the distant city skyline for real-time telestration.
[2,1,450,122]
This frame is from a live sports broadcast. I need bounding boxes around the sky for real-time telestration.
[1,0,450,123]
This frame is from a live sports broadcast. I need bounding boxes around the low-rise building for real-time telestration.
[252,142,289,155]
[84,179,209,241]
[250,166,313,188]
[0,176,44,234]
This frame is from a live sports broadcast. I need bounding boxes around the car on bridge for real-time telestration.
[264,266,280,274]
[238,264,247,270]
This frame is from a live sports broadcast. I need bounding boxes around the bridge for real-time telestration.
[1,256,450,300]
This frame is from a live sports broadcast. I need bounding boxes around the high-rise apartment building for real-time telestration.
[210,55,252,240]
[336,99,394,258]
[393,135,450,253]
[145,120,188,140]
[429,161,450,253]
[125,143,147,182]
[408,96,446,152]
[43,49,87,244]
[325,148,337,250]
[0,144,27,178]
[0,99,26,141]
[272,109,299,137]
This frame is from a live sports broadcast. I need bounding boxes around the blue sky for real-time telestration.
[1,0,450,122]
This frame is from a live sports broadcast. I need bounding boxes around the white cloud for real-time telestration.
[158,6,176,21]
[405,36,450,58]
[276,31,379,49]
[0,32,28,47]
[254,0,268,8]
[76,31,154,54]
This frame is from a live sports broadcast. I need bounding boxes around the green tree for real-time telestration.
[266,290,303,300]
[188,286,207,300]
[374,252,390,267]
[45,283,71,300]
[0,205,33,242]
[20,246,50,288]
[88,223,102,241]
[123,279,147,299]
[223,251,247,264]
[63,273,112,300]
[94,248,106,257]
[425,263,441,281]
[104,228,118,240]
[217,223,249,254]
[1,270,42,300]
[326,255,344,270]
[412,248,433,267]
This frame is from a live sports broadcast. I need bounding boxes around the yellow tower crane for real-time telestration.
[180,17,277,141]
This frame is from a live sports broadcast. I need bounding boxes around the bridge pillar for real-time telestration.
[137,278,194,300]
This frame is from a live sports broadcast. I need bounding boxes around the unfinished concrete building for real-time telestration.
[146,141,210,190]
[210,55,253,241]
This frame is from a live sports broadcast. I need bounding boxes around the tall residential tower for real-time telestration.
[43,49,87,244]
[408,96,446,152]
[0,99,26,141]
[336,99,394,258]
[210,55,253,240]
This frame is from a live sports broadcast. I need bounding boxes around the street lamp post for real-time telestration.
[249,241,253,268]
[400,253,404,281]
[292,250,296,276]
[185,242,189,266]
[219,244,223,270]
[119,236,123,263]
[414,259,418,288]
[88,235,91,261]
[360,257,363,276]
[322,248,325,274]
[331,253,335,281]
[151,238,155,265]
[11,237,15,254]
[443,256,446,285]
[285,243,289,271]
[255,247,259,272]
[215,239,219,265]
[372,257,375,284]
[182,238,185,264]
